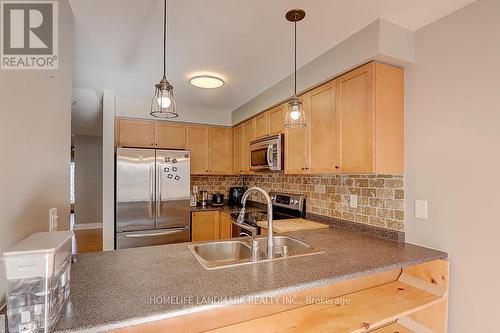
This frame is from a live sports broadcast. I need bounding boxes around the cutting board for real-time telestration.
[257,218,329,233]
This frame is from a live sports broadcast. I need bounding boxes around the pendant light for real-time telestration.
[151,0,178,118]
[284,9,306,128]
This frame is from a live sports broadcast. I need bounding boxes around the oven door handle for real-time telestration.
[231,220,251,229]
[231,219,258,235]
[267,144,273,167]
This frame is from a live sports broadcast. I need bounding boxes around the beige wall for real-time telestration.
[0,0,73,304]
[74,135,102,225]
[405,0,500,331]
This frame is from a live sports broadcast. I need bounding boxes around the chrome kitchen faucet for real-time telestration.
[237,187,275,258]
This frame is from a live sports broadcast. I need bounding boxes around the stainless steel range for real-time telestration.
[230,192,306,237]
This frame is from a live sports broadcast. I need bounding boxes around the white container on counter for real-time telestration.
[2,231,73,333]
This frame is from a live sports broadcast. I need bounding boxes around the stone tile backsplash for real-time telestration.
[190,175,243,198]
[191,174,404,231]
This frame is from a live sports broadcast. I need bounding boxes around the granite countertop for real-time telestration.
[53,227,447,333]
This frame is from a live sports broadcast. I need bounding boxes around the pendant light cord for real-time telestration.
[294,17,297,96]
[163,0,166,79]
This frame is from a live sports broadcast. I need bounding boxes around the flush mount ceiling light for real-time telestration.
[151,0,178,119]
[284,9,306,128]
[190,75,225,89]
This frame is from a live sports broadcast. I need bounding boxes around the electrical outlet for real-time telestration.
[49,208,59,231]
[349,194,358,208]
[415,200,428,219]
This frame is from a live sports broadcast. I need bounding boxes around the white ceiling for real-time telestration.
[70,0,476,126]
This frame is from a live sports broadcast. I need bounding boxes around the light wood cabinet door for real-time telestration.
[307,80,340,174]
[268,104,285,135]
[242,119,255,174]
[186,125,209,174]
[337,63,375,173]
[373,62,404,174]
[209,127,233,174]
[118,119,156,148]
[219,212,232,239]
[284,98,308,174]
[156,122,186,149]
[233,124,244,174]
[254,112,269,139]
[191,211,219,242]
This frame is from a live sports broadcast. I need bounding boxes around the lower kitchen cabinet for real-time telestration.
[192,211,233,241]
[191,211,220,242]
[219,212,232,239]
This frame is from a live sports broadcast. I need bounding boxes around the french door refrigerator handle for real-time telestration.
[156,164,162,217]
[149,164,154,218]
[124,228,188,238]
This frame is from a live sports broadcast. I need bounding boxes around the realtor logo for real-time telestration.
[1,1,58,69]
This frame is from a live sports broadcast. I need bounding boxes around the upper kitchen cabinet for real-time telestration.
[117,118,156,148]
[254,112,269,139]
[337,62,404,173]
[307,80,340,174]
[268,104,285,135]
[186,125,209,174]
[284,96,308,174]
[285,81,339,174]
[254,104,285,139]
[208,126,233,174]
[156,122,186,149]
[242,119,255,174]
[116,118,186,150]
[187,125,233,175]
[233,124,244,174]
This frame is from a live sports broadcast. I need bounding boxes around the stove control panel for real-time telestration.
[269,192,305,212]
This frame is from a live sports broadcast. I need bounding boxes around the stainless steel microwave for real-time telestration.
[249,134,283,172]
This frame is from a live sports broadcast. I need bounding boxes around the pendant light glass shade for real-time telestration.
[284,96,306,128]
[150,0,178,118]
[151,77,177,118]
[284,9,306,128]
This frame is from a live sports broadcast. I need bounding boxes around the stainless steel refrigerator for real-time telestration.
[115,148,191,249]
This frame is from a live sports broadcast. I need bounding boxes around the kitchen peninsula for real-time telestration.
[54,226,447,333]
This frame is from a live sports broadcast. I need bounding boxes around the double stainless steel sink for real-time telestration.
[188,236,324,270]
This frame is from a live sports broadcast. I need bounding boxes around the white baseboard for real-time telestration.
[72,222,103,230]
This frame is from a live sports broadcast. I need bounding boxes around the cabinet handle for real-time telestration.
[335,165,340,169]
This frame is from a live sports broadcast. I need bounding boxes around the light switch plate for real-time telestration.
[349,194,358,208]
[415,200,428,219]
[49,208,59,231]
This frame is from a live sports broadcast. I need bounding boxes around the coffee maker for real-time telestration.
[228,187,246,206]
